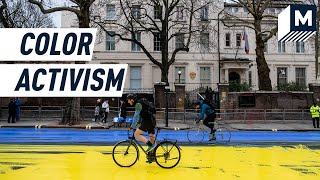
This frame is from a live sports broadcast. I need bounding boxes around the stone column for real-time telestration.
[218,83,229,110]
[224,68,229,82]
[154,83,166,108]
[245,69,249,83]
[175,84,185,112]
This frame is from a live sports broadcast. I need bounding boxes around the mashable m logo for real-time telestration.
[278,5,316,42]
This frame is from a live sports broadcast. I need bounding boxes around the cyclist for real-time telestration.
[127,94,156,153]
[195,99,216,141]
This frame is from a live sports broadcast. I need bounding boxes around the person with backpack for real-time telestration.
[127,94,157,154]
[195,99,216,141]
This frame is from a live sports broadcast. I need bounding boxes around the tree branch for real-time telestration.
[94,20,162,67]
[0,0,10,27]
[28,0,81,17]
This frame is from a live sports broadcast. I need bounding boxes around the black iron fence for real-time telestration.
[0,106,312,125]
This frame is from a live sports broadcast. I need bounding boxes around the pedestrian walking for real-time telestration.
[309,102,320,128]
[8,99,16,123]
[94,99,103,122]
[15,97,21,122]
[102,100,109,123]
[119,99,127,120]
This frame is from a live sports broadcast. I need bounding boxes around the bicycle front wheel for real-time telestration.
[214,126,231,144]
[155,141,181,169]
[112,140,139,167]
[187,128,204,143]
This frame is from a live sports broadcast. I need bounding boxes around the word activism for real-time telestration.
[15,68,125,92]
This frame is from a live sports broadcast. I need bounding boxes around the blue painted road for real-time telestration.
[0,128,320,144]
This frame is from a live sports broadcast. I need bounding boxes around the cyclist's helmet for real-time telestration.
[126,93,137,101]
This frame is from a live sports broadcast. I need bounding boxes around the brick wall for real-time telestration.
[221,92,313,110]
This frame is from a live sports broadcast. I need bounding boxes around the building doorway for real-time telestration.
[229,72,240,83]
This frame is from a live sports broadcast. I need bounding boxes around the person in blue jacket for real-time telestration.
[195,99,216,141]
[15,97,21,122]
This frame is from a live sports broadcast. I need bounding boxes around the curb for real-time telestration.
[0,125,111,129]
[235,128,320,132]
[158,126,190,130]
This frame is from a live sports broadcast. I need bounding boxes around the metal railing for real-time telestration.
[0,106,312,125]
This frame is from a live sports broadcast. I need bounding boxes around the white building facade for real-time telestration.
[61,0,318,93]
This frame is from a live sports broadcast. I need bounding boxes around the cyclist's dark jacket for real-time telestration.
[198,100,215,120]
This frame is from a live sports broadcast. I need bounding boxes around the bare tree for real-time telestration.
[0,0,54,28]
[222,0,278,91]
[222,0,302,91]
[92,0,214,83]
[315,0,319,78]
[29,0,96,125]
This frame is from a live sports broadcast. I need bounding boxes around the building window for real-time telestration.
[200,67,211,87]
[262,34,268,53]
[175,34,184,49]
[236,33,241,47]
[154,5,162,19]
[154,33,161,51]
[106,5,116,20]
[176,6,184,20]
[131,32,141,51]
[200,33,209,52]
[106,31,115,50]
[227,7,239,13]
[225,33,231,47]
[132,5,141,19]
[267,8,276,14]
[130,66,141,89]
[200,5,208,21]
[243,7,249,13]
[277,67,287,87]
[296,68,306,86]
[249,71,252,87]
[278,41,286,53]
[175,67,186,83]
[296,42,305,53]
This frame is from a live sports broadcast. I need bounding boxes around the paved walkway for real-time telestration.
[1,118,320,131]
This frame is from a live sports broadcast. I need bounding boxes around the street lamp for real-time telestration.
[178,70,182,84]
[277,69,285,90]
[165,84,170,127]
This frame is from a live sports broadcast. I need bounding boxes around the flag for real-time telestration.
[243,31,249,54]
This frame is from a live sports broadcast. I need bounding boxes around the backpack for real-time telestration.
[203,99,215,113]
[139,98,156,115]
[138,98,157,126]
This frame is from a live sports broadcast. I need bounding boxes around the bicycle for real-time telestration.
[187,118,231,144]
[112,127,181,169]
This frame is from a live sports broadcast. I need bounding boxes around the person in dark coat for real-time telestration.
[119,99,127,120]
[8,99,16,123]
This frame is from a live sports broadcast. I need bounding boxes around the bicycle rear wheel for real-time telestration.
[112,140,139,167]
[187,128,204,144]
[155,141,181,169]
[214,126,231,144]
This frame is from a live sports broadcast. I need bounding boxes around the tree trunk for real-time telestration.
[160,8,169,84]
[316,2,320,78]
[61,97,80,125]
[160,65,169,84]
[61,3,90,125]
[254,19,272,91]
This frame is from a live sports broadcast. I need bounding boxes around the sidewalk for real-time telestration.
[1,118,320,131]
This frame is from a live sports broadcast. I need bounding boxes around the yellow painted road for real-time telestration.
[0,145,319,180]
